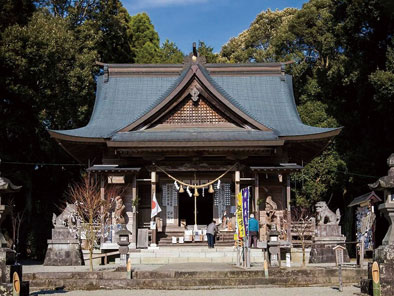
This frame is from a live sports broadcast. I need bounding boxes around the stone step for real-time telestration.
[139,246,263,253]
[126,247,264,264]
[26,268,367,291]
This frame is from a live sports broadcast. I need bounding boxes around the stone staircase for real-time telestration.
[158,229,235,246]
[128,246,264,265]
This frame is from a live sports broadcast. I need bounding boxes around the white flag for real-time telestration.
[151,192,162,218]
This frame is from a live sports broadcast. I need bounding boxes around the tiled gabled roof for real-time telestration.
[49,62,340,141]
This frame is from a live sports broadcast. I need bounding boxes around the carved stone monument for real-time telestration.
[309,201,350,263]
[44,203,83,266]
[368,154,394,295]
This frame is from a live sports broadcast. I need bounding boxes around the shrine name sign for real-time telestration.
[108,176,125,184]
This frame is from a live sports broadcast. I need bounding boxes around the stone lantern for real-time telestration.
[368,153,394,295]
[0,170,21,283]
[268,224,280,267]
[116,226,131,265]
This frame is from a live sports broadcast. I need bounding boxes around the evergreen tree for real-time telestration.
[0,9,98,258]
[0,0,35,31]
[159,39,184,64]
[129,12,160,63]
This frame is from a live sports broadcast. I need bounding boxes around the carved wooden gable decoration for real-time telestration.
[161,92,229,126]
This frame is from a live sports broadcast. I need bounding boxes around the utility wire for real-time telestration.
[1,161,85,167]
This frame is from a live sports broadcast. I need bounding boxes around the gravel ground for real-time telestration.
[31,286,362,296]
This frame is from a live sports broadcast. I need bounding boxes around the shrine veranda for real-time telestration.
[49,54,341,250]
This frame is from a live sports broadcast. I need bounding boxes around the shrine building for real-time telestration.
[49,51,340,249]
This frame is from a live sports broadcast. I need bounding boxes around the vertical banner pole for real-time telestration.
[246,186,251,268]
[131,174,137,249]
[194,194,197,229]
[235,170,241,266]
[151,171,157,247]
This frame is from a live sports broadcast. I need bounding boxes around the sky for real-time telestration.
[123,0,308,54]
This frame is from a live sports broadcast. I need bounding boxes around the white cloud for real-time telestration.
[128,0,210,10]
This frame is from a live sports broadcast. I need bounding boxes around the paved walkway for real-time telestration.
[31,286,362,296]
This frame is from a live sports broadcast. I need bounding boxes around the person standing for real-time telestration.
[207,220,217,248]
[249,214,259,248]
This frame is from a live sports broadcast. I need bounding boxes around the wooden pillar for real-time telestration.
[286,174,291,211]
[131,174,137,248]
[100,175,105,244]
[286,174,292,242]
[100,174,105,200]
[254,173,259,220]
[151,171,157,247]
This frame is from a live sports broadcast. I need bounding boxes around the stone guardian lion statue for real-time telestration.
[52,202,78,228]
[315,201,340,225]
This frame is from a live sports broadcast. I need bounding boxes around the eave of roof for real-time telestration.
[348,191,382,207]
[110,128,280,143]
[86,165,141,173]
[250,164,303,172]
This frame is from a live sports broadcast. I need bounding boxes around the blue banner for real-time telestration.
[242,187,249,236]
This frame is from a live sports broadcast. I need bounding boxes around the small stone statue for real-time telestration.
[52,202,78,228]
[114,196,126,224]
[315,201,340,225]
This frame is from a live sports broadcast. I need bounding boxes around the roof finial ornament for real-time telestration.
[192,42,198,61]
[183,42,206,66]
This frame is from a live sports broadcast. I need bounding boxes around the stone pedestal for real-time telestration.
[309,225,350,263]
[44,227,83,266]
[372,203,394,295]
[0,248,15,283]
[373,244,394,295]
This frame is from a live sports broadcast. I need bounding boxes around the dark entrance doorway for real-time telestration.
[178,190,213,226]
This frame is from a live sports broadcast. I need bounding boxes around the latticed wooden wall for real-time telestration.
[163,98,228,125]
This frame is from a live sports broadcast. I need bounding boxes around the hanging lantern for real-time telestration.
[179,185,184,193]
[194,187,199,197]
[208,184,214,193]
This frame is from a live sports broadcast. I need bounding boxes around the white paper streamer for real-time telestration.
[174,180,180,190]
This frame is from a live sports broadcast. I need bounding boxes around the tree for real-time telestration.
[291,148,347,208]
[85,0,133,63]
[68,176,119,271]
[159,39,184,64]
[69,177,102,271]
[220,8,297,63]
[291,207,313,267]
[37,0,134,63]
[129,12,160,63]
[0,9,98,258]
[197,41,218,63]
[0,0,35,32]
